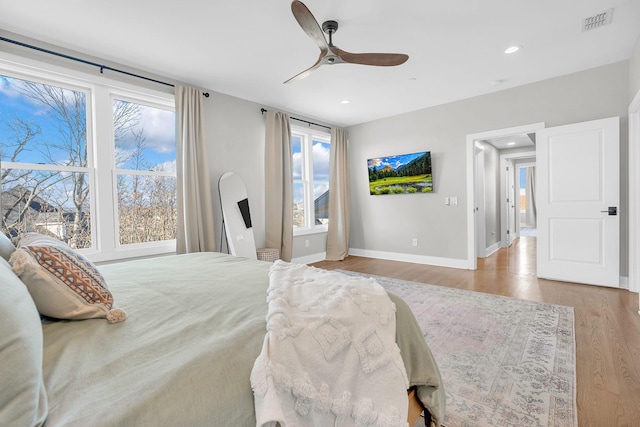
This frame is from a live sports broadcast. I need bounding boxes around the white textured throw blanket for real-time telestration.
[251,261,409,427]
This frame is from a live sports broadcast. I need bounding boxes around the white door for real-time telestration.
[536,117,619,287]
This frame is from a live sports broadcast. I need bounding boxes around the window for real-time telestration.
[291,126,330,234]
[113,98,176,246]
[0,63,175,262]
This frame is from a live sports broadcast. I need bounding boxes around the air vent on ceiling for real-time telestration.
[582,8,614,31]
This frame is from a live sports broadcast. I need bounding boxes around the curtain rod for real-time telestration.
[0,36,210,97]
[260,108,330,130]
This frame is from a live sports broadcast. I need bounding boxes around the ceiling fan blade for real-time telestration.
[284,55,324,84]
[291,0,329,51]
[337,49,409,67]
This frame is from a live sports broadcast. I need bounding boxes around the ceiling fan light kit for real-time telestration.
[285,0,409,83]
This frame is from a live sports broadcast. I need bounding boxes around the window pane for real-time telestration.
[312,140,330,182]
[312,140,330,227]
[113,99,176,171]
[114,99,176,246]
[292,135,302,179]
[117,174,177,244]
[0,75,87,167]
[291,130,330,230]
[293,182,305,228]
[314,185,329,226]
[1,168,91,248]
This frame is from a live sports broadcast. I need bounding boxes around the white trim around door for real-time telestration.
[499,151,536,247]
[629,89,640,294]
[466,122,545,269]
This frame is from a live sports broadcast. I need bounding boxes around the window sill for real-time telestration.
[81,240,176,265]
[293,227,328,237]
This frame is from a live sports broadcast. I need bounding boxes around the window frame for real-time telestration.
[0,53,176,263]
[291,125,330,236]
[109,91,177,252]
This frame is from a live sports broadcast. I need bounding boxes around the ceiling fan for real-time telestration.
[284,0,409,83]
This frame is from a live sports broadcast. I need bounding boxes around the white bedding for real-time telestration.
[251,261,409,426]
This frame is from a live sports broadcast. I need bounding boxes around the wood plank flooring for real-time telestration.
[312,237,640,427]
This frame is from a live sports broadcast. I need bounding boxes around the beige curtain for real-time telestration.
[264,111,293,261]
[325,128,350,260]
[175,85,216,253]
[525,166,537,227]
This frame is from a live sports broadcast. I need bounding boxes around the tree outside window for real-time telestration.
[0,72,176,256]
[113,98,176,245]
[1,75,92,248]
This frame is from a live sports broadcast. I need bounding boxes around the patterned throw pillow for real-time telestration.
[10,233,126,323]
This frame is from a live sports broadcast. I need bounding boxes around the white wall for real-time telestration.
[480,141,500,250]
[203,92,267,251]
[630,34,640,101]
[202,94,333,260]
[347,61,630,273]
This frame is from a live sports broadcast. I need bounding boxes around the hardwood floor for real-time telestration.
[312,237,640,427]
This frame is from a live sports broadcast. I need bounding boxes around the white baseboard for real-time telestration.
[348,248,470,270]
[619,276,629,290]
[484,242,501,257]
[291,252,327,264]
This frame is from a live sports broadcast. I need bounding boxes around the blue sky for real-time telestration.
[0,75,175,170]
[367,151,427,171]
[292,136,330,203]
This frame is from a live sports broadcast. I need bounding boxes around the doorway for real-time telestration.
[467,119,621,289]
[465,122,544,270]
[516,163,537,238]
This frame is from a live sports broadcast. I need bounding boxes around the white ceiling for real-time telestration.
[1,0,639,128]
[484,133,535,150]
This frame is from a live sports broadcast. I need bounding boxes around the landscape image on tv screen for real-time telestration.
[367,151,432,195]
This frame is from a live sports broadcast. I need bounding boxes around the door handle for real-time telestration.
[600,207,617,215]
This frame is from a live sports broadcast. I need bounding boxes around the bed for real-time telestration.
[0,233,445,427]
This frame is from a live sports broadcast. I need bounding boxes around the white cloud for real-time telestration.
[135,106,175,154]
[292,151,303,180]
[368,158,382,168]
[312,142,330,180]
[155,159,176,173]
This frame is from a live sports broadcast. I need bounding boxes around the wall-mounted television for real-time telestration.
[367,151,433,195]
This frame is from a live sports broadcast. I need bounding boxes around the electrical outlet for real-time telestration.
[412,238,418,247]
[304,239,309,248]
[450,197,458,206]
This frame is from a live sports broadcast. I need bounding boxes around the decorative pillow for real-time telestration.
[0,257,48,425]
[0,232,16,261]
[10,233,126,323]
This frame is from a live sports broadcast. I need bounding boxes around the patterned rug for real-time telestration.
[337,271,577,427]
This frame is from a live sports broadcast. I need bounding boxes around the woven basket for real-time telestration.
[256,248,279,262]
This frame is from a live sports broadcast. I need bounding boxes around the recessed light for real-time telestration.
[504,45,521,54]
[340,99,350,104]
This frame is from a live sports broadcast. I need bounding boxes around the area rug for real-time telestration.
[337,271,577,427]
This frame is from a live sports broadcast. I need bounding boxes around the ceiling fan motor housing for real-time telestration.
[322,20,339,35]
